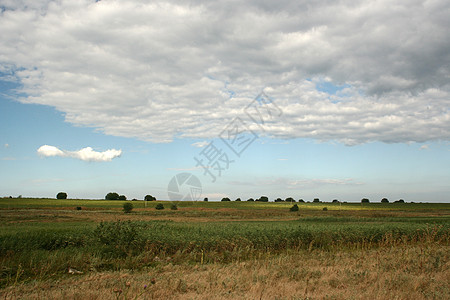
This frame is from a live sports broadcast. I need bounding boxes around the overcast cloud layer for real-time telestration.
[37,145,122,162]
[1,0,449,145]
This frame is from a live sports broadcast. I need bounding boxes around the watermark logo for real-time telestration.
[167,172,202,201]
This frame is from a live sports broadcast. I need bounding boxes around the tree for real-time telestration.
[285,197,295,203]
[235,198,241,201]
[298,199,305,203]
[247,198,255,201]
[56,192,67,199]
[332,199,340,203]
[123,202,133,213]
[313,198,320,203]
[144,195,156,201]
[289,204,299,212]
[275,198,284,202]
[105,192,120,200]
[394,199,405,203]
[381,198,389,203]
[361,198,370,203]
[204,197,208,202]
[257,196,269,202]
[118,195,127,201]
[221,197,231,201]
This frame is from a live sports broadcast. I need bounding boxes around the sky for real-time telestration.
[0,0,449,202]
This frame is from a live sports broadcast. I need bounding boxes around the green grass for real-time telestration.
[0,197,449,289]
[1,197,449,210]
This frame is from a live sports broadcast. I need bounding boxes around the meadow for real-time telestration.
[0,198,449,299]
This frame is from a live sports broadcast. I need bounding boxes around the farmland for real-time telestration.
[0,198,449,299]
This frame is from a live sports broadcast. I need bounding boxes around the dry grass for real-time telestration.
[2,242,448,300]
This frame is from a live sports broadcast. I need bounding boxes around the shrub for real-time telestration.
[313,198,320,203]
[123,202,133,213]
[298,199,305,203]
[257,196,269,202]
[76,206,82,210]
[56,192,67,199]
[275,198,284,202]
[105,192,120,200]
[204,197,208,201]
[235,198,241,201]
[119,195,127,201]
[155,203,164,210]
[145,195,156,201]
[285,197,295,202]
[394,199,405,203]
[221,197,231,201]
[361,198,370,203]
[170,204,178,210]
[323,207,328,211]
[289,204,299,211]
[381,198,389,203]
[93,221,143,257]
[247,198,255,201]
[332,199,339,203]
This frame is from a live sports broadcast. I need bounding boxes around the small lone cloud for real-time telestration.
[277,158,288,161]
[4,144,9,148]
[37,145,122,162]
[420,144,429,150]
[191,141,209,148]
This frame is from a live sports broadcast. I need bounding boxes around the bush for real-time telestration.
[289,204,299,211]
[285,197,295,202]
[76,206,82,210]
[119,195,127,201]
[221,197,231,201]
[170,204,178,210]
[332,199,339,203]
[394,199,405,203]
[235,198,241,201]
[123,202,133,213]
[381,198,389,203]
[247,198,255,201]
[145,195,156,201]
[275,198,284,202]
[313,198,320,203]
[105,192,120,200]
[361,198,370,203]
[155,203,164,210]
[204,197,208,201]
[93,221,143,257]
[257,196,269,202]
[298,199,305,203]
[56,192,67,199]
[323,207,328,211]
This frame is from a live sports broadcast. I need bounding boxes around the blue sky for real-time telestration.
[0,0,449,202]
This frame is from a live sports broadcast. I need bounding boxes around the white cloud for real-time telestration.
[229,177,364,189]
[1,1,449,145]
[37,145,122,162]
[191,141,209,148]
[420,144,429,150]
[4,144,9,148]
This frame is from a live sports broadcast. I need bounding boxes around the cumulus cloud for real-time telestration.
[1,0,449,145]
[37,145,122,162]
[4,144,9,148]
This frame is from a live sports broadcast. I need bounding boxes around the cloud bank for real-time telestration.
[37,145,122,162]
[1,0,449,145]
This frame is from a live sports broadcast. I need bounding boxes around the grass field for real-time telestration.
[0,198,449,299]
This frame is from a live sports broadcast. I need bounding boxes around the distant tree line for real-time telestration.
[52,192,408,204]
